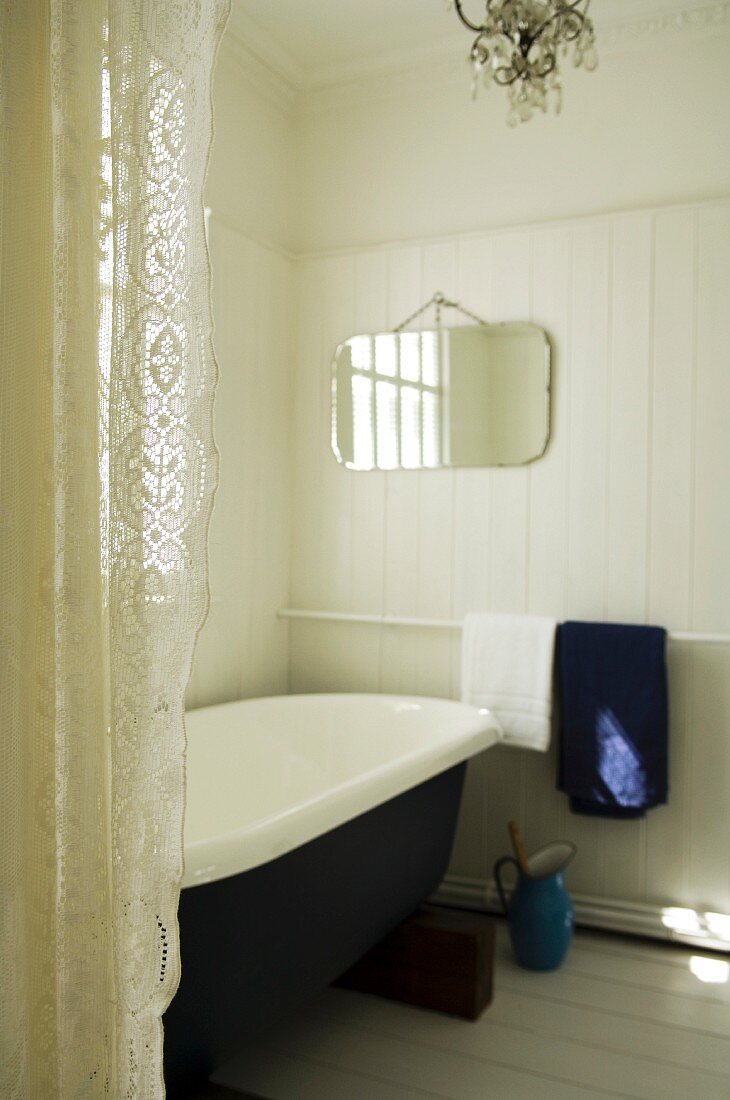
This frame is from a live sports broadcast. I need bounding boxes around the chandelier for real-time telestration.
[450,1,598,125]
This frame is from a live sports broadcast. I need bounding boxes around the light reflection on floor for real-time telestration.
[690,955,730,984]
[661,905,730,959]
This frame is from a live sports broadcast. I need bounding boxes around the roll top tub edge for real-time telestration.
[182,693,503,887]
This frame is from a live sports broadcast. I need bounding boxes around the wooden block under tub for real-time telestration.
[333,905,496,1020]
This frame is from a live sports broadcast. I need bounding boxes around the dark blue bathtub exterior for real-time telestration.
[163,761,466,1097]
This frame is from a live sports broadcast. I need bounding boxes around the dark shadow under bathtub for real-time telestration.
[163,762,466,1098]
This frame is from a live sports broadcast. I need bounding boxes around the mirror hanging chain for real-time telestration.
[393,291,489,333]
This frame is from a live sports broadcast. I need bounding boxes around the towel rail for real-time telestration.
[277,608,730,645]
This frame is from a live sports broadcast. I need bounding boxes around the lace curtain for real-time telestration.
[0,1,228,1095]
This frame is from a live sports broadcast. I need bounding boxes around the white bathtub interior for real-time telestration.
[182,694,501,887]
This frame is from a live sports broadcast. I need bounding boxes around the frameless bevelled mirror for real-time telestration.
[331,321,551,470]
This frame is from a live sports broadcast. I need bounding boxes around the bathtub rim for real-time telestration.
[182,692,502,888]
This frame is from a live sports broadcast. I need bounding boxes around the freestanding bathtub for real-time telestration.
[163,693,501,1096]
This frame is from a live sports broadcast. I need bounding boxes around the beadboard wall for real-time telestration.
[185,217,292,709]
[288,199,730,915]
[185,32,295,708]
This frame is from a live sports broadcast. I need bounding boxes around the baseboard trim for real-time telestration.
[430,874,730,953]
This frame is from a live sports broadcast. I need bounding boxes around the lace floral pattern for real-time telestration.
[0,1,228,1095]
[107,4,228,1089]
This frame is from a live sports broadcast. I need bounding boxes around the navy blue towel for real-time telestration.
[557,622,668,818]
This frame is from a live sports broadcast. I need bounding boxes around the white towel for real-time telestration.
[461,612,557,751]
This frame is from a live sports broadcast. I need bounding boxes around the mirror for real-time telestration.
[331,323,551,470]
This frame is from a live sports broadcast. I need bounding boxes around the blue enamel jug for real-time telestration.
[494,841,576,971]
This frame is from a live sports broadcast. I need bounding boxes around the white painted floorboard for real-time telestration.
[211,925,730,1099]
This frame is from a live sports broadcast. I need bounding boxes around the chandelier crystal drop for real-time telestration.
[449,0,597,125]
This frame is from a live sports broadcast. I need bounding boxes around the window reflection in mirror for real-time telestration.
[332,324,551,470]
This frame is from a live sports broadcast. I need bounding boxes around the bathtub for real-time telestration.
[164,694,501,1096]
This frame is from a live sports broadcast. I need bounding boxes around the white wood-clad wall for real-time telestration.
[186,217,293,709]
[289,200,730,914]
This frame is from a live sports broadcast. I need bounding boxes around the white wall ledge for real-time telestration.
[278,608,730,645]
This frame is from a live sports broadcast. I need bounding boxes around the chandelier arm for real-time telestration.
[493,53,554,85]
[494,67,521,86]
[453,0,484,34]
[532,2,589,44]
[452,0,597,123]
[534,52,557,78]
[533,12,585,43]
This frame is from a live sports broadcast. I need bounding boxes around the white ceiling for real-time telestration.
[228,0,712,86]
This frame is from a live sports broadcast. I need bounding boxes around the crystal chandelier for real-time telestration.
[449,1,598,125]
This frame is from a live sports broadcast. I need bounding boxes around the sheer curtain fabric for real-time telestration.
[0,0,228,1095]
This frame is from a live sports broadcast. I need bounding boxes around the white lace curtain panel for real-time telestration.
[0,1,228,1095]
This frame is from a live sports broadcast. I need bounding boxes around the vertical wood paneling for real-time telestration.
[451,470,492,617]
[451,237,494,622]
[421,241,458,308]
[342,252,391,691]
[351,252,388,614]
[238,240,269,691]
[417,241,458,626]
[688,645,730,910]
[315,256,371,690]
[606,215,652,623]
[528,227,572,620]
[648,210,695,627]
[244,247,293,696]
[567,223,611,621]
[686,207,730,913]
[448,238,497,873]
[379,247,424,693]
[320,255,357,611]
[693,206,730,632]
[488,233,532,616]
[290,258,323,610]
[521,739,568,869]
[413,243,458,699]
[481,233,535,884]
[288,201,730,916]
[521,226,574,858]
[456,236,494,324]
[520,228,575,895]
[448,749,494,878]
[562,222,611,893]
[188,223,291,709]
[645,641,693,906]
[644,212,703,905]
[451,237,496,698]
[602,214,654,900]
[288,621,379,694]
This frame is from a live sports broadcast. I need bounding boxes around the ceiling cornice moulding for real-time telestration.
[222,2,730,115]
[226,4,306,86]
[218,29,298,116]
[599,0,729,48]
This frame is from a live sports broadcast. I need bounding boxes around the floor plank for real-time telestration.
[496,958,730,1035]
[482,988,730,1075]
[210,927,730,1099]
[296,988,729,1099]
[568,928,730,975]
[192,1087,262,1100]
[540,934,730,1005]
[212,1046,443,1099]
[216,1027,626,1100]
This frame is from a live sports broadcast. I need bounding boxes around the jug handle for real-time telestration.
[493,855,519,916]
